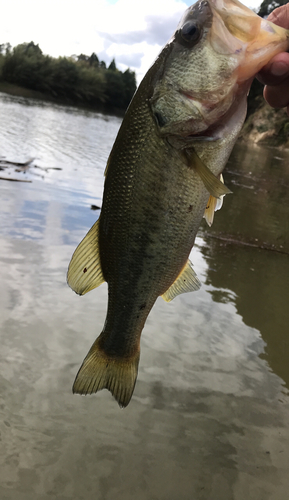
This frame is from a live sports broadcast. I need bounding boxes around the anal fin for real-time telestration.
[162,259,201,302]
[67,219,105,295]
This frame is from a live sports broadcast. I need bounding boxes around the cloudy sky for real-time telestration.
[1,0,263,83]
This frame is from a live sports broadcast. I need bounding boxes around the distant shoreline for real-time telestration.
[0,81,52,101]
[0,81,126,117]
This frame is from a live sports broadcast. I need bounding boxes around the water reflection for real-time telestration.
[0,94,289,499]
[199,144,289,389]
[0,92,121,202]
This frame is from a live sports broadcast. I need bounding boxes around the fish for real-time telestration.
[67,0,289,407]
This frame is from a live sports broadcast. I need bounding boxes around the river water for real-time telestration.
[0,92,288,500]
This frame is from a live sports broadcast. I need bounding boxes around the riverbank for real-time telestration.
[0,81,126,117]
[0,81,49,101]
[239,98,289,149]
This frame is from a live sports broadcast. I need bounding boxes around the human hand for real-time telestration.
[257,4,289,115]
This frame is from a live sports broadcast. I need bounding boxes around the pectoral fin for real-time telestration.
[67,219,105,295]
[162,259,201,302]
[186,149,231,198]
[203,174,226,227]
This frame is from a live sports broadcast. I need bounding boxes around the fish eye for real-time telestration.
[180,21,201,45]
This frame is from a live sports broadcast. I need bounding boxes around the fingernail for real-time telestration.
[271,61,289,76]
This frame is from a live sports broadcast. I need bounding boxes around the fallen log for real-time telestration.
[0,158,34,167]
[0,176,32,183]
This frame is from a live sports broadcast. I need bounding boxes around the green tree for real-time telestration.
[121,68,137,107]
[0,41,135,111]
[89,52,99,67]
[5,43,11,55]
[108,58,117,71]
[2,42,48,91]
[25,41,42,57]
[105,69,125,107]
[77,53,89,63]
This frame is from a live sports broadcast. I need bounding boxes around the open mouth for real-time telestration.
[189,125,219,140]
[185,85,248,142]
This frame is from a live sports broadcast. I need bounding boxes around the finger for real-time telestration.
[267,4,289,28]
[257,53,289,85]
[263,78,289,108]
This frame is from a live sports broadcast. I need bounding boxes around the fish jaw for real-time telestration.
[209,0,289,81]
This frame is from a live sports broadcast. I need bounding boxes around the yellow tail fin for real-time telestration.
[73,340,140,408]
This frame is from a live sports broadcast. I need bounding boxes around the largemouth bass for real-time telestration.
[68,0,289,407]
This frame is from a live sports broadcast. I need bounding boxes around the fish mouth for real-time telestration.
[177,86,239,141]
[179,85,249,143]
[208,0,289,80]
[188,125,221,141]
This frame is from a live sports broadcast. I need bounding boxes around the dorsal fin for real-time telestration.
[162,259,201,302]
[67,219,105,295]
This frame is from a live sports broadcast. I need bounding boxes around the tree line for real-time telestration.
[0,42,137,112]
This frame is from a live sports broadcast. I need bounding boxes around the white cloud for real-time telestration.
[0,0,264,84]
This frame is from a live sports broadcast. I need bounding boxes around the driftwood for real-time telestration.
[0,158,35,181]
[0,158,62,183]
[34,166,62,171]
[0,158,34,168]
[0,157,64,186]
[0,176,32,183]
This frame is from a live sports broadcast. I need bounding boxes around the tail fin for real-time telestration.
[73,340,140,408]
